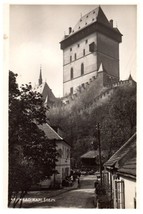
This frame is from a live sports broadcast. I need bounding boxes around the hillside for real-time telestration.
[48,79,136,166]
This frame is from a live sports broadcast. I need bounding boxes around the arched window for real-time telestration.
[81,63,84,75]
[70,67,73,79]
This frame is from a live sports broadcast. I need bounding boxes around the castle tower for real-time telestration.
[38,65,43,86]
[60,6,122,96]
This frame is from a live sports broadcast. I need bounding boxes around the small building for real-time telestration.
[80,149,106,171]
[38,123,71,188]
[103,133,136,209]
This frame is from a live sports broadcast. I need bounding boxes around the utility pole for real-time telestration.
[97,123,102,185]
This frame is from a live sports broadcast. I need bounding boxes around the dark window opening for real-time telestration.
[89,42,95,52]
[81,63,84,75]
[78,44,80,48]
[70,68,73,79]
[74,53,77,60]
[70,48,72,51]
[70,87,73,94]
[70,55,72,62]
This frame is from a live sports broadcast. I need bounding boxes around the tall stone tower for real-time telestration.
[60,6,122,96]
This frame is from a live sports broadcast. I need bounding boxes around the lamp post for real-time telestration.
[96,123,102,185]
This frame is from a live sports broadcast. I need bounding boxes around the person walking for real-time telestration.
[77,176,80,188]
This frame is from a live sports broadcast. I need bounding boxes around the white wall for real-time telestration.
[122,177,136,209]
[63,33,97,95]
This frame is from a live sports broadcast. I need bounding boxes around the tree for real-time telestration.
[49,82,136,165]
[9,71,58,207]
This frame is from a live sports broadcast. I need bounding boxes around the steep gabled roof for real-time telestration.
[60,6,122,49]
[38,123,71,147]
[104,133,136,167]
[71,7,111,35]
[38,123,63,141]
[33,82,56,103]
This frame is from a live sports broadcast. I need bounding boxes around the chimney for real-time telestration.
[69,27,72,34]
[110,19,113,27]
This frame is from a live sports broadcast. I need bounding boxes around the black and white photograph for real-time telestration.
[3,1,139,209]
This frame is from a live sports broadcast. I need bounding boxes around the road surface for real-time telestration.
[22,175,96,208]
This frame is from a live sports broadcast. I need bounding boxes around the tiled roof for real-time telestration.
[80,150,106,159]
[104,133,136,167]
[70,6,113,36]
[38,123,63,141]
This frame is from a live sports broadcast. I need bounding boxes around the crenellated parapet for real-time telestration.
[50,75,136,115]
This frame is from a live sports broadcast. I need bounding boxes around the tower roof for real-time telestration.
[60,6,122,49]
[70,6,112,35]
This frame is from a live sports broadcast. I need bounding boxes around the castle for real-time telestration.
[60,6,122,97]
[36,6,135,111]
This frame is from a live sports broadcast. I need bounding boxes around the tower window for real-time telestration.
[85,39,88,44]
[74,53,77,60]
[77,44,80,48]
[70,48,72,52]
[70,87,73,94]
[70,55,72,62]
[83,49,85,56]
[81,63,84,76]
[70,67,73,79]
[89,42,95,52]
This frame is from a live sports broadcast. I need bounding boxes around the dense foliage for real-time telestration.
[49,82,136,165]
[9,71,58,207]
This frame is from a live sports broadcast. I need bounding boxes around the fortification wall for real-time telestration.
[50,78,135,116]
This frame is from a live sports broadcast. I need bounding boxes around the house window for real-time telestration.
[114,180,125,208]
[70,47,72,52]
[85,39,88,44]
[70,55,72,62]
[77,44,80,48]
[70,67,73,79]
[83,49,85,56]
[74,53,77,60]
[81,63,84,75]
[70,87,73,94]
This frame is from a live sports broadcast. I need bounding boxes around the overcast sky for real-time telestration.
[9,4,136,97]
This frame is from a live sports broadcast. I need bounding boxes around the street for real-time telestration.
[22,175,96,208]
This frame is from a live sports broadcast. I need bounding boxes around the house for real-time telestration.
[103,133,136,208]
[38,123,71,188]
[60,6,122,96]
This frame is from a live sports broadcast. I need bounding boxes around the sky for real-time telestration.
[9,4,136,97]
